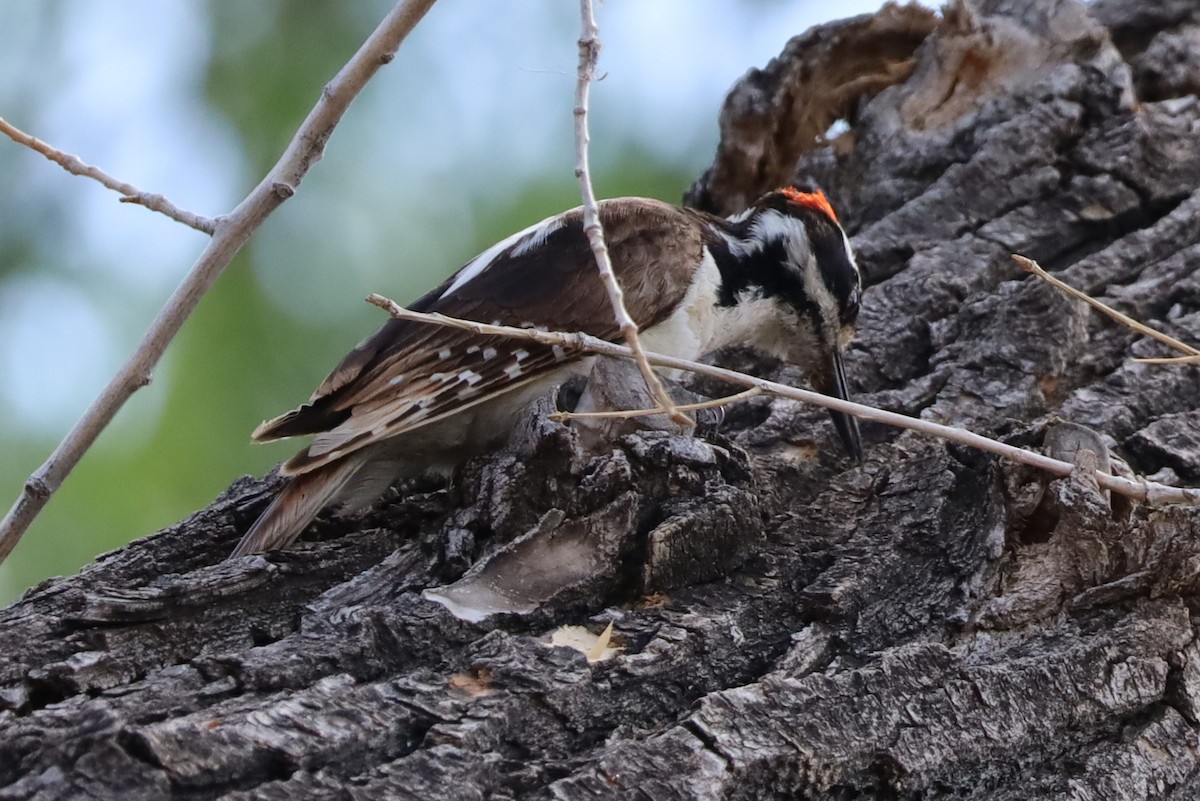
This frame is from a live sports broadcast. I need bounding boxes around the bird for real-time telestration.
[230,187,863,557]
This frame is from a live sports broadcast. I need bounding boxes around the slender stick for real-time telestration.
[0,0,439,566]
[550,388,762,422]
[573,0,686,426]
[1136,355,1200,365]
[1013,255,1200,361]
[0,117,218,234]
[366,293,1200,508]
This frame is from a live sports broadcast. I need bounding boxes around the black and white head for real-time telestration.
[707,187,863,460]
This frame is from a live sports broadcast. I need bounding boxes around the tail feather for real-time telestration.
[231,455,368,558]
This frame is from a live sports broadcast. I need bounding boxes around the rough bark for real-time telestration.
[4,0,1200,798]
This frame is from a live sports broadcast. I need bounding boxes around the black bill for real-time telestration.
[824,348,863,463]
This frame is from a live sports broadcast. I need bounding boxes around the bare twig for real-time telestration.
[573,0,686,426]
[550,388,762,422]
[1135,354,1200,365]
[0,117,217,234]
[0,0,439,567]
[1014,254,1200,363]
[366,293,1200,508]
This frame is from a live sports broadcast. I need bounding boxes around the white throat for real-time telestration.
[637,249,792,368]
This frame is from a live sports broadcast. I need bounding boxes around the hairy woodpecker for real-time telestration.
[231,187,863,557]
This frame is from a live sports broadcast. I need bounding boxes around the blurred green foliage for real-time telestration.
[205,1,375,175]
[0,3,697,604]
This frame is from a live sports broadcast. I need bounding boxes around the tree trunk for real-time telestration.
[4,1,1200,798]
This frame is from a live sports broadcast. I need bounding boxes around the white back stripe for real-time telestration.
[440,213,571,299]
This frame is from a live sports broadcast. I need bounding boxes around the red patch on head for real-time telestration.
[780,187,838,223]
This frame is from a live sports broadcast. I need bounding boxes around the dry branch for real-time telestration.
[366,292,1200,509]
[1014,254,1200,363]
[0,117,217,234]
[573,0,686,426]
[0,0,439,566]
[550,388,763,422]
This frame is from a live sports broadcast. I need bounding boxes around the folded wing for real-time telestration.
[253,198,704,475]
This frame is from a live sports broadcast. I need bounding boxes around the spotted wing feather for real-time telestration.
[253,198,703,475]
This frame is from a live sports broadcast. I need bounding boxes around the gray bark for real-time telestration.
[4,0,1200,798]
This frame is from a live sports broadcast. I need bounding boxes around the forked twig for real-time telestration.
[366,293,1200,508]
[0,117,218,234]
[0,0,439,566]
[574,0,687,426]
[1013,255,1200,363]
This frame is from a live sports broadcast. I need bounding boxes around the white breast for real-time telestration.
[638,247,789,365]
[638,250,724,366]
